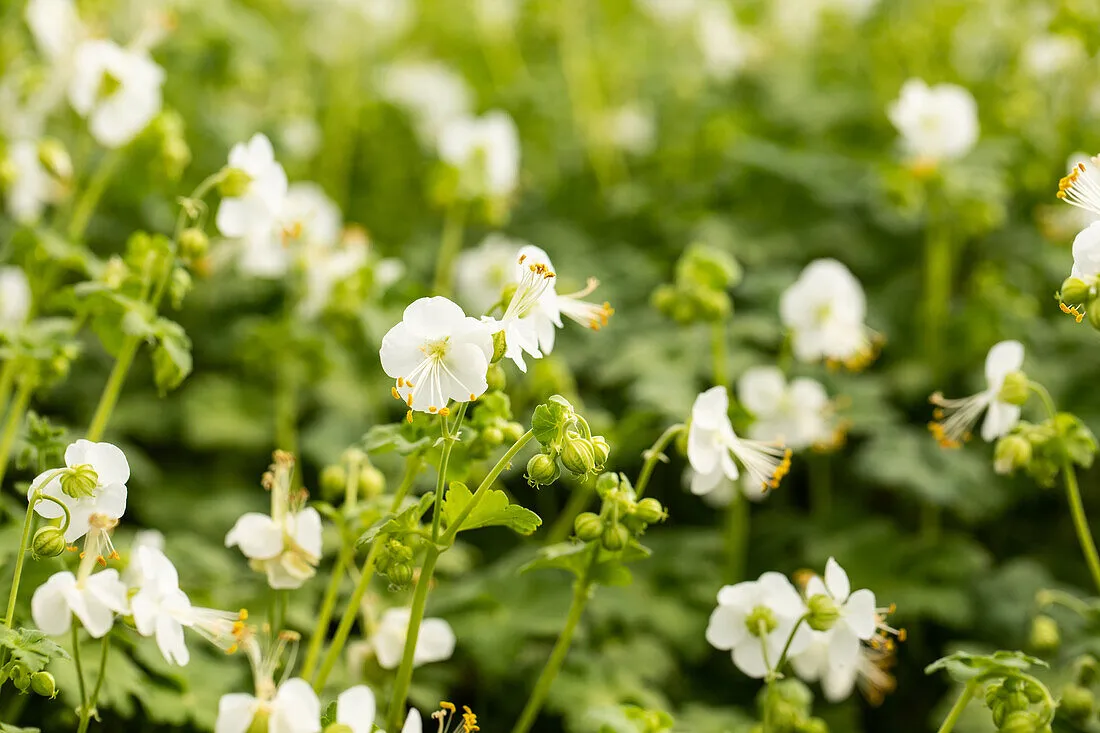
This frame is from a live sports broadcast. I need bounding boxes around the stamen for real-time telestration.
[1058,157,1100,215]
[1060,301,1085,323]
[727,437,792,492]
[927,391,992,448]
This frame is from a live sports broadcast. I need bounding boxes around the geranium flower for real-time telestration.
[332,685,422,733]
[0,266,32,329]
[225,507,323,590]
[378,61,471,145]
[737,366,835,451]
[216,677,320,733]
[929,340,1024,448]
[438,111,520,200]
[31,569,127,638]
[67,39,164,148]
[216,133,289,239]
[4,140,63,224]
[779,258,876,370]
[29,440,129,542]
[887,79,978,165]
[370,607,456,670]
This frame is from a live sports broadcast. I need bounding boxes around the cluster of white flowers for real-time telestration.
[888,79,979,166]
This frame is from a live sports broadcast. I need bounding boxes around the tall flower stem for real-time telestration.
[1063,462,1100,594]
[71,626,87,721]
[311,454,423,691]
[430,405,467,542]
[921,189,951,541]
[386,431,534,729]
[760,615,809,733]
[0,358,17,420]
[5,492,69,629]
[809,453,831,518]
[724,491,749,583]
[76,635,111,733]
[300,545,352,679]
[85,338,139,443]
[0,373,34,489]
[635,423,685,498]
[711,322,728,389]
[67,151,123,242]
[935,682,976,733]
[511,546,599,733]
[431,201,467,298]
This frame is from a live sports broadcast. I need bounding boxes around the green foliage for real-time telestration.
[440,482,542,535]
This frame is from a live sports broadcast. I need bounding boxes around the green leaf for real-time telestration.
[362,424,432,456]
[441,482,542,535]
[0,723,41,733]
[925,650,1047,683]
[151,319,193,395]
[531,396,574,448]
[0,626,69,674]
[522,542,591,578]
[320,701,337,727]
[357,493,434,547]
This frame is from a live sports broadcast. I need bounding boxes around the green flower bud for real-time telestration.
[491,329,508,364]
[178,227,209,261]
[481,425,504,447]
[745,605,778,637]
[1076,655,1100,686]
[501,421,525,443]
[991,700,1007,728]
[1003,691,1030,714]
[560,435,596,476]
[1022,681,1046,705]
[1028,614,1060,653]
[1061,276,1091,305]
[601,523,630,552]
[486,363,506,392]
[1060,684,1094,722]
[526,453,560,488]
[999,710,1042,733]
[324,725,355,733]
[60,465,98,499]
[591,435,610,469]
[994,435,1032,476]
[319,465,347,499]
[10,665,29,692]
[359,464,385,499]
[37,138,72,182]
[595,471,620,497]
[633,498,666,525]
[574,512,604,542]
[1089,301,1100,331]
[31,527,67,560]
[986,682,1005,708]
[998,372,1030,407]
[218,167,252,198]
[806,593,841,632]
[386,563,413,588]
[679,244,742,291]
[30,671,56,699]
[651,285,677,319]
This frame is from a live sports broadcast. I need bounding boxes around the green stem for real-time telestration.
[935,682,976,733]
[724,491,749,583]
[300,545,352,680]
[77,635,110,733]
[0,357,17,420]
[711,322,728,389]
[0,375,34,489]
[311,455,423,691]
[71,626,87,724]
[1062,461,1100,594]
[440,430,534,545]
[511,547,598,733]
[810,453,831,517]
[545,482,593,545]
[774,615,808,672]
[4,501,38,628]
[431,201,467,298]
[385,547,440,732]
[85,337,139,442]
[922,194,951,380]
[430,405,466,542]
[634,423,685,499]
[67,151,123,242]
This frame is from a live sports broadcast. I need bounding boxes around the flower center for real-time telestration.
[97,70,123,101]
[744,605,778,637]
[423,337,450,360]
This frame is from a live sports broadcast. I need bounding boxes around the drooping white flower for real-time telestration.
[371,607,456,670]
[381,297,493,415]
[332,685,421,733]
[29,440,129,542]
[737,366,835,452]
[67,39,165,149]
[225,507,323,590]
[1069,222,1100,283]
[31,569,128,638]
[25,0,83,65]
[130,546,193,665]
[378,61,472,144]
[695,0,748,81]
[4,140,64,224]
[0,266,32,329]
[800,559,877,669]
[438,110,521,200]
[705,572,812,679]
[929,340,1025,447]
[887,79,979,164]
[216,133,289,239]
[216,677,321,733]
[687,386,792,498]
[455,234,525,315]
[779,258,876,370]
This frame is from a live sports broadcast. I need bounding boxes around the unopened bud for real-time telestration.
[30,671,56,699]
[573,512,604,542]
[359,463,385,499]
[481,425,504,447]
[486,363,506,392]
[218,167,252,198]
[994,435,1032,476]
[1075,655,1099,686]
[1061,276,1091,305]
[999,710,1042,733]
[1060,684,1094,722]
[386,563,413,587]
[324,725,355,733]
[1089,302,1100,331]
[595,471,620,497]
[31,527,67,560]
[806,594,841,632]
[601,522,630,551]
[491,330,507,364]
[319,465,346,500]
[526,453,560,488]
[60,465,98,499]
[590,435,610,469]
[178,227,209,261]
[633,498,666,525]
[1029,614,1060,653]
[501,422,524,443]
[998,372,1030,407]
[560,435,596,476]
[37,138,72,182]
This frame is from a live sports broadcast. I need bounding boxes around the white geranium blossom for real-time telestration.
[31,569,127,638]
[225,506,323,590]
[380,297,493,415]
[737,367,834,452]
[1069,221,1100,283]
[705,572,812,679]
[216,677,320,733]
[779,258,875,369]
[237,181,342,279]
[438,111,520,199]
[0,266,32,329]
[1058,154,1100,222]
[371,607,456,670]
[25,0,83,65]
[5,140,64,224]
[332,684,423,733]
[1023,34,1083,77]
[800,559,876,668]
[455,234,525,315]
[216,133,289,239]
[29,440,129,542]
[68,40,165,148]
[687,386,792,498]
[929,340,1024,447]
[887,79,979,164]
[379,61,472,144]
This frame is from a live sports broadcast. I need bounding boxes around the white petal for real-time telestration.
[291,508,323,560]
[823,558,850,602]
[414,618,456,666]
[804,576,828,600]
[379,321,423,380]
[984,340,1025,390]
[732,639,770,678]
[336,685,377,733]
[31,572,76,635]
[64,503,95,542]
[65,440,95,468]
[402,710,423,733]
[401,297,468,339]
[691,386,731,430]
[789,634,828,683]
[155,613,189,665]
[93,482,127,520]
[440,342,490,403]
[821,658,860,702]
[843,589,877,640]
[981,401,1020,442]
[271,678,321,733]
[827,626,861,670]
[690,466,731,496]
[130,590,159,636]
[715,581,756,607]
[29,472,68,519]
[705,605,747,650]
[225,513,283,559]
[216,694,259,733]
[737,366,787,417]
[757,572,804,618]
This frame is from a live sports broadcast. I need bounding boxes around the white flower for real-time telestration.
[378,61,472,144]
[0,266,32,329]
[5,140,63,224]
[25,0,83,65]
[1022,34,1083,77]
[779,258,875,369]
[130,546,193,665]
[695,1,748,81]
[216,677,320,733]
[737,366,833,452]
[237,181,343,279]
[216,133,289,239]
[29,440,129,542]
[31,569,127,638]
[68,40,164,149]
[802,559,876,667]
[687,386,792,498]
[381,297,493,415]
[371,607,456,670]
[1070,222,1100,283]
[1058,154,1100,222]
[929,339,1024,447]
[438,111,521,199]
[331,685,421,733]
[597,104,657,156]
[887,79,979,164]
[705,572,812,679]
[225,507,323,590]
[455,234,525,315]
[793,636,896,703]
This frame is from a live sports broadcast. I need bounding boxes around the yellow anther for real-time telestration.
[392,386,401,401]
[429,406,438,414]
[440,702,456,713]
[397,377,405,387]
[439,407,451,417]
[406,410,413,424]
[1060,302,1085,323]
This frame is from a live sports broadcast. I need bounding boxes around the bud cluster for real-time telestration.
[652,244,742,324]
[527,396,610,488]
[1056,655,1100,725]
[573,472,667,551]
[750,679,829,733]
[465,387,525,461]
[1,661,56,700]
[374,537,416,590]
[992,413,1098,486]
[982,677,1053,733]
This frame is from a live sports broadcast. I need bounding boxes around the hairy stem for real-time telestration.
[724,491,749,583]
[384,547,440,732]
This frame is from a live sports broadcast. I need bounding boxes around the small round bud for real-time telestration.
[1061,276,1091,305]
[31,527,67,560]
[1089,302,1100,331]
[1029,614,1060,653]
[178,227,209,261]
[359,464,385,499]
[1076,655,1100,686]
[319,465,347,500]
[1022,681,1046,705]
[60,464,98,499]
[324,725,355,733]
[999,710,1042,733]
[37,138,72,182]
[560,435,596,476]
[573,512,604,542]
[994,435,1032,476]
[991,700,1007,728]
[486,363,506,392]
[806,594,841,632]
[986,682,1005,707]
[30,671,56,699]
[601,523,630,551]
[595,471,620,497]
[633,498,666,525]
[387,563,413,587]
[1003,691,1030,714]
[218,167,252,198]
[491,330,508,364]
[526,453,560,488]
[590,435,610,469]
[481,425,504,447]
[1060,684,1095,722]
[501,421,525,443]
[10,665,29,692]
[998,372,1030,407]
